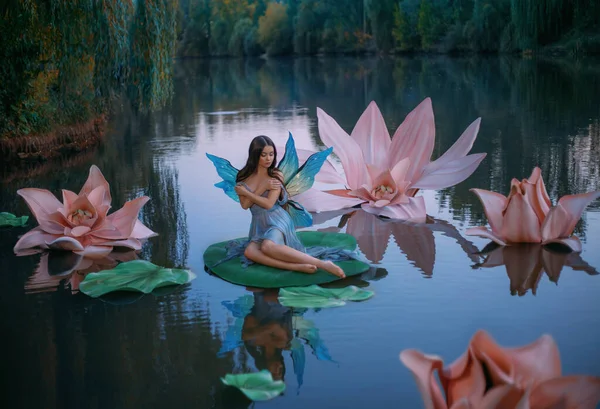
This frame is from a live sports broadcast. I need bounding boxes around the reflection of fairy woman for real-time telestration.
[242,290,292,381]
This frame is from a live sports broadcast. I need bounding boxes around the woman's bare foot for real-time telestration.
[296,264,318,274]
[321,261,345,278]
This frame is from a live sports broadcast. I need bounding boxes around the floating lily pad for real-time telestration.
[79,260,196,298]
[0,212,28,227]
[221,370,286,401]
[278,284,374,308]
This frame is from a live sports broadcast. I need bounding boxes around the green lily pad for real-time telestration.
[204,231,370,288]
[79,260,196,298]
[278,284,374,308]
[221,370,286,401]
[0,212,28,227]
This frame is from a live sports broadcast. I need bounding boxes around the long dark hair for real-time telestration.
[236,135,284,184]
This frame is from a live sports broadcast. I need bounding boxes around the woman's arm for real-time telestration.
[242,185,281,210]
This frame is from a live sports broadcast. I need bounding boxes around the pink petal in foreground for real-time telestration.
[469,189,507,235]
[350,101,391,165]
[541,191,600,241]
[390,158,411,187]
[73,245,114,259]
[14,227,58,252]
[465,226,507,246]
[317,107,370,190]
[421,118,482,175]
[93,196,150,239]
[46,236,85,251]
[529,376,600,409]
[79,165,112,208]
[542,235,582,252]
[412,154,487,190]
[361,196,427,222]
[17,188,66,234]
[399,350,448,409]
[293,188,364,212]
[501,188,542,243]
[504,334,561,386]
[388,98,436,182]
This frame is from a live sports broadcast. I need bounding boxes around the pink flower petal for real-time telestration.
[17,188,67,234]
[361,196,427,221]
[469,189,507,235]
[131,220,158,240]
[388,98,436,182]
[13,227,58,252]
[70,225,91,237]
[390,158,411,187]
[423,118,482,174]
[412,154,487,190]
[348,185,376,202]
[521,180,550,224]
[478,385,526,409]
[465,226,508,246]
[93,196,150,239]
[79,165,112,208]
[47,236,85,251]
[317,107,370,190]
[399,349,448,409]
[74,245,114,259]
[61,190,78,213]
[542,235,582,252]
[293,188,364,212]
[501,188,542,243]
[504,334,562,385]
[67,194,99,228]
[529,376,600,408]
[541,191,600,241]
[350,101,391,165]
[525,168,551,217]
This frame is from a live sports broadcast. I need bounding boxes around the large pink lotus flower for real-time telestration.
[400,330,600,409]
[473,243,598,296]
[14,165,157,256]
[294,98,486,220]
[466,167,600,252]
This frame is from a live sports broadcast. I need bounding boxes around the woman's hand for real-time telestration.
[267,178,281,191]
[235,184,249,197]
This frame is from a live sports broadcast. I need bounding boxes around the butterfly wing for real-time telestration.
[285,147,334,197]
[287,199,313,228]
[206,153,240,202]
[277,132,299,184]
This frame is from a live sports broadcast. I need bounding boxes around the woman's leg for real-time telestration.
[261,240,345,278]
[244,242,317,274]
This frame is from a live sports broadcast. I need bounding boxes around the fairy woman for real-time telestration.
[233,135,346,278]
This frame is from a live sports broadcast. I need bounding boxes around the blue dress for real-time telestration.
[210,183,362,269]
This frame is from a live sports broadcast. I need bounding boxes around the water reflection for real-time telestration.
[24,249,139,294]
[314,209,479,276]
[473,243,599,296]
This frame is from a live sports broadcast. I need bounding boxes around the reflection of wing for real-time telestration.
[278,132,299,184]
[290,338,305,392]
[286,147,334,197]
[218,318,244,357]
[206,153,240,202]
[287,200,313,228]
[222,295,255,318]
[293,316,335,363]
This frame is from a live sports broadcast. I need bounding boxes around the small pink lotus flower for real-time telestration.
[14,165,157,256]
[294,98,486,220]
[400,330,600,409]
[466,167,600,252]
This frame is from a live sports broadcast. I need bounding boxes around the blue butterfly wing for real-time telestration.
[277,132,299,184]
[285,147,334,197]
[206,153,240,202]
[287,200,313,228]
[217,318,244,357]
[290,338,306,391]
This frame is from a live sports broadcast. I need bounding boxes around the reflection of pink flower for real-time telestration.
[473,244,598,296]
[295,98,486,220]
[466,167,600,252]
[14,165,157,256]
[316,209,480,275]
[25,250,139,294]
[401,330,600,409]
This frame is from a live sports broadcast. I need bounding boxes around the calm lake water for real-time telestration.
[2,56,600,408]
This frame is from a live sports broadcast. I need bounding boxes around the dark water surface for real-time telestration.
[2,56,600,408]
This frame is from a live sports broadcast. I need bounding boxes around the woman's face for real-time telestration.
[259,145,275,169]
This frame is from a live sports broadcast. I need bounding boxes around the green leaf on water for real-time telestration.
[221,370,286,401]
[79,260,196,298]
[278,284,374,308]
[0,212,28,227]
